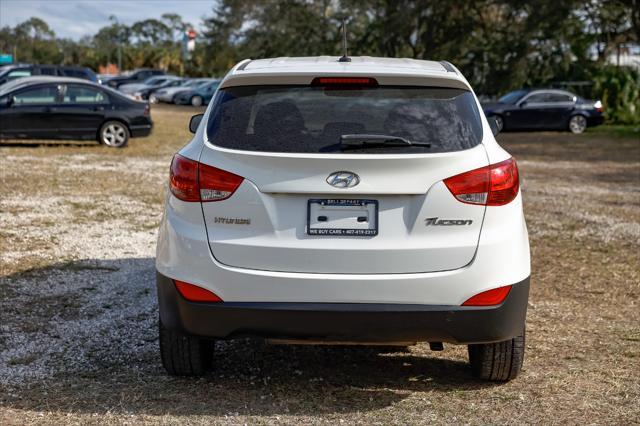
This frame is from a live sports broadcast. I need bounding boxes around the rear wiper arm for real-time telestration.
[340,134,431,148]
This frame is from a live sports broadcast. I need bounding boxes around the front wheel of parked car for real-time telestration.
[468,329,525,381]
[159,317,214,376]
[568,115,587,134]
[191,95,204,107]
[492,114,504,132]
[98,121,129,148]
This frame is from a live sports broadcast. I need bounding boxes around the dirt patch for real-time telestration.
[1,109,639,424]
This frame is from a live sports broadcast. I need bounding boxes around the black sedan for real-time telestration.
[103,68,165,89]
[482,89,604,134]
[0,76,152,148]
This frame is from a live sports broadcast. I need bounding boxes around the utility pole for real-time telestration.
[117,41,122,73]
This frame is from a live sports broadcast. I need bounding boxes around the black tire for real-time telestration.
[159,317,214,376]
[191,95,204,107]
[98,120,129,148]
[468,329,525,381]
[568,114,587,134]
[492,114,504,132]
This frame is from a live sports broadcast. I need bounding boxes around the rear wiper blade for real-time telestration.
[340,134,431,148]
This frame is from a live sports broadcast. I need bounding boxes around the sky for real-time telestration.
[0,0,217,39]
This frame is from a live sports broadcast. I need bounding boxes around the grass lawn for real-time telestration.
[1,105,639,424]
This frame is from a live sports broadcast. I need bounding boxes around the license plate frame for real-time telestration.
[306,199,378,237]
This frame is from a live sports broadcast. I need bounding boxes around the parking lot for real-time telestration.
[0,104,638,424]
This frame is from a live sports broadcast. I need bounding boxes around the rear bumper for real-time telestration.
[130,124,152,137]
[587,115,605,126]
[157,272,529,344]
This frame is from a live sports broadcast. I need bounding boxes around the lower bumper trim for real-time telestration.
[157,272,530,345]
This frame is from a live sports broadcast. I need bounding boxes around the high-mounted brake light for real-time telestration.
[444,158,519,206]
[174,280,223,302]
[169,154,244,202]
[311,77,378,86]
[462,285,512,306]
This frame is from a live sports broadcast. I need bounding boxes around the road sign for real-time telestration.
[0,54,13,64]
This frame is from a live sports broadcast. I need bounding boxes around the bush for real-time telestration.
[592,66,640,125]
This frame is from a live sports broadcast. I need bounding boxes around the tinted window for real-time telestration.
[62,69,89,79]
[13,86,58,104]
[499,90,527,104]
[547,93,574,102]
[206,85,483,154]
[63,85,107,103]
[7,69,32,80]
[524,93,547,103]
[39,67,57,76]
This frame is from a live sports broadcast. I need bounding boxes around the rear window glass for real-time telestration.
[206,85,483,154]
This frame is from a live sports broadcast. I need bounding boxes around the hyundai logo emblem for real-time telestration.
[326,171,360,188]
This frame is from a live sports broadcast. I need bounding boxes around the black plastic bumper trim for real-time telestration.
[157,272,529,344]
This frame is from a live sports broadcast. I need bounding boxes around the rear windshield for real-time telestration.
[206,85,483,154]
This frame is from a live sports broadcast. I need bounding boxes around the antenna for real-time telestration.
[338,19,351,62]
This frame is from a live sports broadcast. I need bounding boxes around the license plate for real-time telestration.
[307,199,378,236]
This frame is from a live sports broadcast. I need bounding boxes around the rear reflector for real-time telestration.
[444,158,519,206]
[174,280,223,302]
[462,285,512,306]
[169,154,244,202]
[311,77,378,86]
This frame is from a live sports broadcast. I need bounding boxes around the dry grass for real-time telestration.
[1,107,639,424]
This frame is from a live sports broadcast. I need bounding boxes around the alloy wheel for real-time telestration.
[102,123,127,147]
[569,115,587,134]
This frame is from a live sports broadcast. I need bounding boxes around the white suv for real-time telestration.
[156,57,530,381]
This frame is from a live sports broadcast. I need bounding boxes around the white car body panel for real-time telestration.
[156,56,530,305]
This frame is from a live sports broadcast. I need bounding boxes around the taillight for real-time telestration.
[462,285,511,306]
[169,154,243,202]
[444,158,519,206]
[594,100,603,113]
[174,280,223,302]
[311,77,378,86]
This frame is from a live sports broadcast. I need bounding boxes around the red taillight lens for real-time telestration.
[170,154,199,201]
[444,158,519,206]
[199,162,244,202]
[311,77,378,86]
[174,280,223,302]
[169,154,243,202]
[462,285,512,306]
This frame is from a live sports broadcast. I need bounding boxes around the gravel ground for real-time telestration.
[0,107,638,424]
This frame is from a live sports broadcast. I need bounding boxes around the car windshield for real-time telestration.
[206,85,483,154]
[498,90,528,104]
[143,76,163,85]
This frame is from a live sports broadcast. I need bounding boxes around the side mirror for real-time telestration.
[189,113,204,133]
[488,116,501,136]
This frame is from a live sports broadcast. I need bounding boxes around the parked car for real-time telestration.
[173,79,220,106]
[0,64,98,86]
[482,89,604,133]
[152,79,212,104]
[119,75,179,95]
[103,68,165,89]
[156,57,530,381]
[137,78,187,102]
[0,76,152,147]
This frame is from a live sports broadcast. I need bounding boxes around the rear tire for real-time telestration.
[159,317,214,376]
[191,95,203,107]
[468,329,525,381]
[568,115,587,134]
[98,120,129,148]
